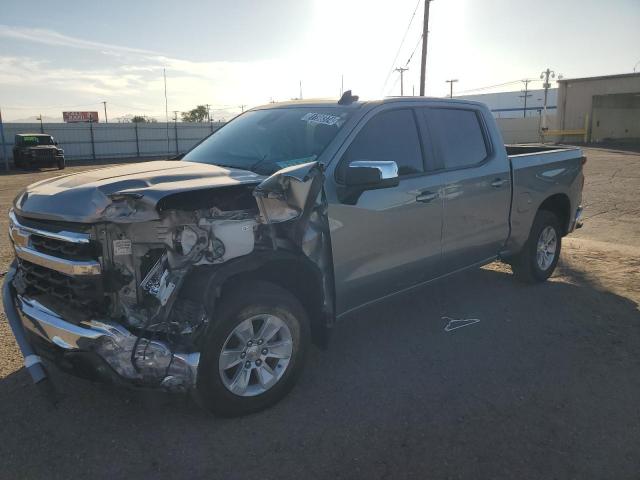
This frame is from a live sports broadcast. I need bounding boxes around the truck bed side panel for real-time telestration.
[506,148,583,255]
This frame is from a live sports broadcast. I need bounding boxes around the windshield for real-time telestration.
[182,107,351,175]
[17,135,54,146]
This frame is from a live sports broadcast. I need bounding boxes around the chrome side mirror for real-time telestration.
[344,160,399,187]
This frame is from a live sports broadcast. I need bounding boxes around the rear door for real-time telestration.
[422,107,511,273]
[327,106,445,315]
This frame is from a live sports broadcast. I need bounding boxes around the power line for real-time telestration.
[405,34,423,67]
[380,0,422,95]
[454,80,523,95]
[385,33,423,97]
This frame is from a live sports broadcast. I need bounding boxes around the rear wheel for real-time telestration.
[196,281,310,417]
[510,210,562,283]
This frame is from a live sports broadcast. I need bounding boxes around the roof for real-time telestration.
[558,72,640,83]
[252,96,485,110]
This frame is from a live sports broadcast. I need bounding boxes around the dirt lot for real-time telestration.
[0,148,639,479]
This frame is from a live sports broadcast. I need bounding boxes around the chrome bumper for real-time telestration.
[16,294,200,391]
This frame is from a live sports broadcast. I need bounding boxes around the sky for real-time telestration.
[0,0,638,121]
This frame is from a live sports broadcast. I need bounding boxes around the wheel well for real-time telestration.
[219,258,330,347]
[538,194,570,235]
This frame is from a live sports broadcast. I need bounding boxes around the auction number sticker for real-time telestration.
[301,112,341,126]
[113,239,132,256]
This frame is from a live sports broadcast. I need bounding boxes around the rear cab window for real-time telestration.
[422,108,489,170]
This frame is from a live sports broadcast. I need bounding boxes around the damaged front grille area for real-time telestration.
[17,260,107,316]
[30,234,100,261]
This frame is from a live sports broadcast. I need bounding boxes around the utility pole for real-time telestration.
[519,79,532,118]
[37,114,44,133]
[163,68,170,154]
[239,104,247,113]
[419,0,432,96]
[102,101,108,123]
[341,74,344,96]
[539,68,556,130]
[172,110,179,155]
[205,103,211,123]
[395,67,409,96]
[299,80,303,100]
[445,79,458,98]
[0,106,7,171]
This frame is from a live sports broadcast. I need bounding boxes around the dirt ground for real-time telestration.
[0,148,639,479]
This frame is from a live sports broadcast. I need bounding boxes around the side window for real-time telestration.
[339,109,424,179]
[424,108,488,169]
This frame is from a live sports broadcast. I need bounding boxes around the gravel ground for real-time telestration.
[0,149,639,479]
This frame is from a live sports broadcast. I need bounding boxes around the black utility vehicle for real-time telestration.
[13,133,65,170]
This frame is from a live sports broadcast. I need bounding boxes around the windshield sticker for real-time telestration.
[275,156,317,169]
[301,112,341,126]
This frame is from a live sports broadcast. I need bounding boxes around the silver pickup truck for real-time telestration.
[3,94,584,416]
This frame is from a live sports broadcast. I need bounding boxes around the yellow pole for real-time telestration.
[584,114,589,143]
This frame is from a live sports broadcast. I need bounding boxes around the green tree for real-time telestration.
[130,116,157,123]
[181,105,209,122]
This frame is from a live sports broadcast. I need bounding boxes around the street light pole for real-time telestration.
[539,68,556,130]
[102,101,108,123]
[445,79,458,98]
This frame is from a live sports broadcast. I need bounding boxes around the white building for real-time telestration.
[455,88,558,119]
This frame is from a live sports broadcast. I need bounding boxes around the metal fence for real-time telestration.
[0,115,560,168]
[0,121,224,164]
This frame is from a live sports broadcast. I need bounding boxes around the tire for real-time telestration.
[14,155,24,169]
[196,280,310,417]
[57,158,65,170]
[510,210,562,283]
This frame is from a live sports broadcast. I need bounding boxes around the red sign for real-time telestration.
[63,111,99,123]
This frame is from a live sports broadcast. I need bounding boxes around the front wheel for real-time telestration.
[57,158,65,170]
[510,210,562,283]
[196,281,310,417]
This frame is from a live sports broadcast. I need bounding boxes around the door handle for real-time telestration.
[416,191,439,203]
[490,178,508,188]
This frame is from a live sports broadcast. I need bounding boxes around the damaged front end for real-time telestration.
[7,161,332,392]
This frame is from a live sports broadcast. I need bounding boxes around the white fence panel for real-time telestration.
[1,122,223,163]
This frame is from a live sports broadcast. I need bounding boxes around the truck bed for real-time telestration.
[504,144,584,256]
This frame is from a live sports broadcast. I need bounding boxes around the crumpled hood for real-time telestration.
[14,160,264,223]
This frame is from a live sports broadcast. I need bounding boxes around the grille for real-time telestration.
[30,234,99,261]
[19,260,107,314]
[34,150,54,160]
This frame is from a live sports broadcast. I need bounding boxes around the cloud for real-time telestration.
[0,32,296,121]
[0,24,158,57]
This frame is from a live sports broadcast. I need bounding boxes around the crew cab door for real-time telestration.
[421,107,511,272]
[326,107,444,315]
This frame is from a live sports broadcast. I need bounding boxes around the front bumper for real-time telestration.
[6,285,200,392]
